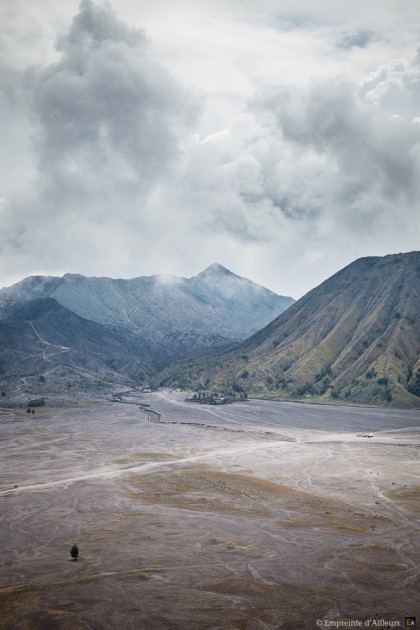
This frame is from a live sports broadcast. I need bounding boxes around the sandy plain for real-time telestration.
[0,390,419,629]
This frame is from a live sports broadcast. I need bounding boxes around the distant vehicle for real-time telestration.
[357,433,374,438]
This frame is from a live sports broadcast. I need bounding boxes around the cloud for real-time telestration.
[32,0,198,199]
[0,0,199,279]
[337,31,372,50]
[252,52,420,237]
[149,46,420,294]
[0,0,419,298]
[360,47,420,119]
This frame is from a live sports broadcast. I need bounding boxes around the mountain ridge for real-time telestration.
[3,254,418,408]
[157,252,420,408]
[0,264,294,341]
[0,298,155,384]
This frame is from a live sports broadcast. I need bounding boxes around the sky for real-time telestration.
[1,0,419,298]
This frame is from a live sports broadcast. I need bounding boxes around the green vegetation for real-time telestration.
[70,544,79,560]
[407,369,420,397]
[315,365,332,382]
[366,369,377,379]
[27,398,45,408]
[186,389,248,404]
[319,378,332,395]
[293,382,317,397]
[136,252,420,408]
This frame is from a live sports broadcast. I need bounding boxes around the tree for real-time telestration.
[28,398,45,408]
[70,544,79,560]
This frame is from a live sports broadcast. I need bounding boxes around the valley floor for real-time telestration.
[0,391,419,629]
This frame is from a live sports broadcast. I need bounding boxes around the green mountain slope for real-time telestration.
[159,252,420,408]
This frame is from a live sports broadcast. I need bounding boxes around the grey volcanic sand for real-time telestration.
[0,391,419,629]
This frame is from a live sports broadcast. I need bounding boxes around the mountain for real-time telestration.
[0,264,294,341]
[158,252,420,408]
[0,298,155,384]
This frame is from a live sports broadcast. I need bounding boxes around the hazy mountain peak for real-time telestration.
[183,251,420,408]
[0,264,294,341]
[63,273,85,280]
[196,263,236,278]
[153,272,182,286]
[0,274,62,299]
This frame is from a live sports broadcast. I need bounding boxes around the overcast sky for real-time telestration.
[1,0,419,298]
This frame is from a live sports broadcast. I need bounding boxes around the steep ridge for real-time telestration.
[159,252,420,408]
[0,298,241,394]
[0,265,293,341]
[0,298,155,381]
